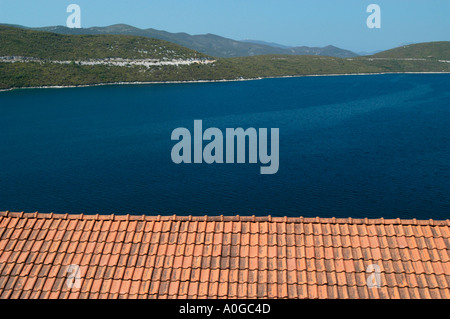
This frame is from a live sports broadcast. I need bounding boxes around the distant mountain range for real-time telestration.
[1,23,358,58]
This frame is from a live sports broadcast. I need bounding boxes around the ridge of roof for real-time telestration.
[0,211,449,226]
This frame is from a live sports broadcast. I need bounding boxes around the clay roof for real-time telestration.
[0,211,449,299]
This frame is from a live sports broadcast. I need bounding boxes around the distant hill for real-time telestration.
[357,50,383,56]
[241,40,292,49]
[372,42,450,60]
[242,39,358,58]
[1,23,358,58]
[287,45,357,58]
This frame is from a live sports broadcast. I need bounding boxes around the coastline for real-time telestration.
[1,71,449,93]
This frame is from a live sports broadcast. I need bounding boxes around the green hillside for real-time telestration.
[372,42,450,60]
[0,26,449,90]
[0,25,207,60]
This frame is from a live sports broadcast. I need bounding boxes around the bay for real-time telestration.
[0,74,449,219]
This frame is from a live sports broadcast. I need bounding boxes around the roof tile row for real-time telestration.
[0,212,449,299]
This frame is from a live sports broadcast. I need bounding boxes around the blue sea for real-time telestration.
[0,74,449,219]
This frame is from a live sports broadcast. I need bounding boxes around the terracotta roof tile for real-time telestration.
[0,212,448,299]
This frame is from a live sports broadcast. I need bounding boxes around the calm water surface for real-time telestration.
[0,74,449,219]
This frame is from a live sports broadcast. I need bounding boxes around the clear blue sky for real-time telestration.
[0,0,448,52]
